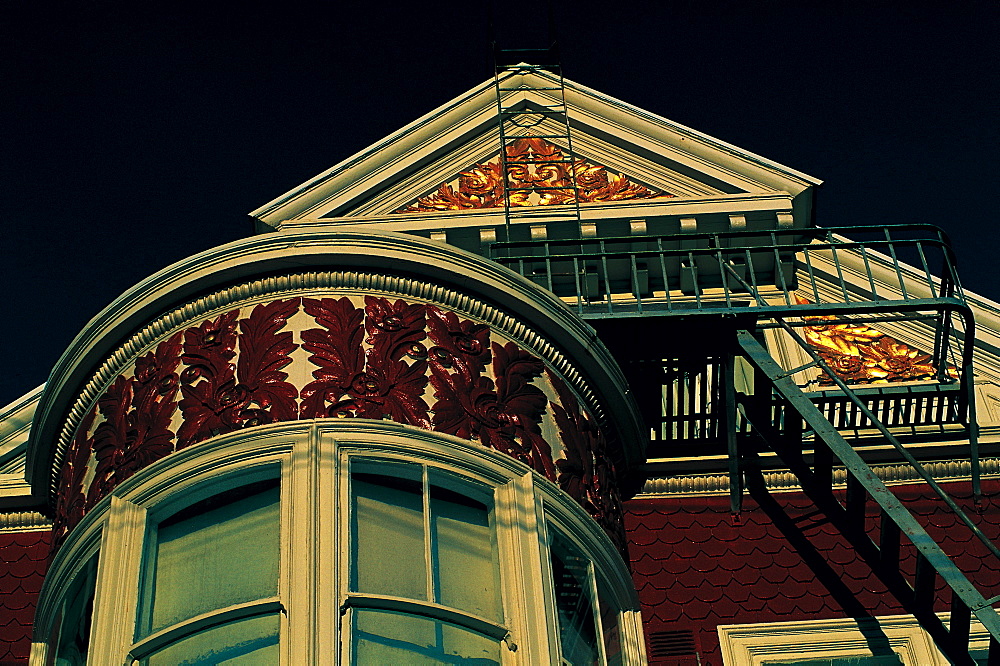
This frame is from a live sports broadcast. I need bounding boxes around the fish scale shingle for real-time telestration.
[0,530,51,664]
[625,479,1000,665]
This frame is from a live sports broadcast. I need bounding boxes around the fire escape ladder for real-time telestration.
[487,222,993,660]
[735,329,1000,665]
[493,48,582,234]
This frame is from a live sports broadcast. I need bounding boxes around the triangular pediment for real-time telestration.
[251,68,821,230]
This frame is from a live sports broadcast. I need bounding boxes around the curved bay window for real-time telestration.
[32,421,646,664]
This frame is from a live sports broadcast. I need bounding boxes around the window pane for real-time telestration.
[550,531,599,665]
[49,554,98,666]
[352,472,427,600]
[141,614,279,665]
[431,485,500,620]
[351,609,500,665]
[142,481,280,635]
[598,582,623,666]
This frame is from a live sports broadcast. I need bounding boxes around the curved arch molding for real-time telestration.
[32,233,643,554]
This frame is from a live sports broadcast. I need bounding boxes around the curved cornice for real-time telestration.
[28,230,645,494]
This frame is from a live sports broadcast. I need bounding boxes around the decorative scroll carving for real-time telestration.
[396,137,668,212]
[796,296,943,385]
[427,307,555,480]
[548,371,626,555]
[177,310,242,447]
[234,299,300,426]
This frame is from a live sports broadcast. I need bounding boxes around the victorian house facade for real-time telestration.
[2,65,1000,664]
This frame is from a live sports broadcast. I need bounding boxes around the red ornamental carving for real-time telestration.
[88,332,184,506]
[427,306,555,480]
[178,301,299,447]
[234,299,300,425]
[300,296,431,426]
[548,371,626,555]
[51,297,613,552]
[51,407,97,553]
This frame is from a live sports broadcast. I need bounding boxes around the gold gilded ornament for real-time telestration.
[794,296,948,386]
[396,138,670,213]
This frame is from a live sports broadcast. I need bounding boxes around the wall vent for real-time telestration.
[648,628,699,662]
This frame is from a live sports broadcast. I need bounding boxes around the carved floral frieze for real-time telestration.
[51,294,624,551]
[396,137,669,212]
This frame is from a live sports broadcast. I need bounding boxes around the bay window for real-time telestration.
[32,421,645,664]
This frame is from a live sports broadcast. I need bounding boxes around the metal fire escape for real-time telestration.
[488,223,1000,664]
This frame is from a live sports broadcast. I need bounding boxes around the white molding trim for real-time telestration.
[640,457,1000,497]
[88,497,145,666]
[717,613,991,665]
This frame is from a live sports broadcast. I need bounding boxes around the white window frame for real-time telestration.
[718,614,994,665]
[31,420,644,665]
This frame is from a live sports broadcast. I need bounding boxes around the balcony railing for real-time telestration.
[489,224,967,320]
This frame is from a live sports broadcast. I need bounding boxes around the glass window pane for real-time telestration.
[141,614,279,665]
[598,582,623,666]
[550,531,599,665]
[431,485,500,620]
[352,472,427,600]
[49,554,98,666]
[142,481,280,635]
[351,609,500,665]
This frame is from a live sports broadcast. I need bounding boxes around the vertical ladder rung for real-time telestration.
[913,553,936,610]
[950,595,972,654]
[987,635,1000,666]
[879,510,901,575]
[846,472,867,535]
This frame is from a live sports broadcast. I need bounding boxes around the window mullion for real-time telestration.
[586,559,608,666]
[422,465,435,604]
[89,496,147,662]
[128,597,282,660]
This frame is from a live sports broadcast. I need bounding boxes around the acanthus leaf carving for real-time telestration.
[427,306,554,480]
[300,297,431,426]
[396,137,668,213]
[89,331,183,505]
[548,370,626,556]
[299,296,366,419]
[51,406,97,553]
[177,310,241,447]
[235,298,300,426]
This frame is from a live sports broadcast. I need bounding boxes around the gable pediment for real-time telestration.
[251,68,821,230]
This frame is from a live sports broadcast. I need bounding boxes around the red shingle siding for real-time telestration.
[0,531,51,664]
[625,479,1000,665]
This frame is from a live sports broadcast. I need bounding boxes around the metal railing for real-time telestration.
[489,224,965,318]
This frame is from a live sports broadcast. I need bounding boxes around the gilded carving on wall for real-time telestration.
[795,296,946,385]
[395,137,669,213]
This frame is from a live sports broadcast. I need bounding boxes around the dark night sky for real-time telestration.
[2,1,998,407]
